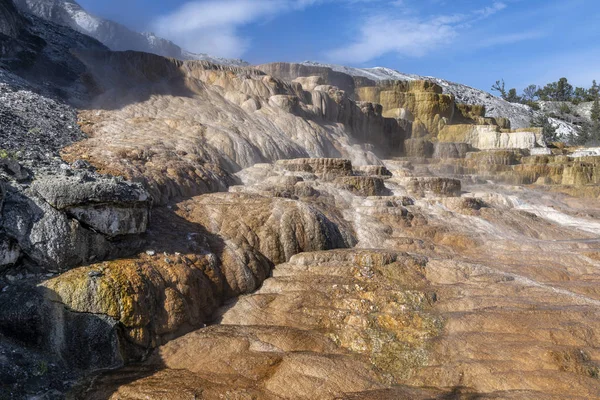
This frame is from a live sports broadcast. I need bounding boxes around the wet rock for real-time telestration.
[334,176,390,197]
[439,124,545,150]
[80,249,438,399]
[433,142,471,159]
[465,149,525,165]
[277,158,353,180]
[356,80,453,136]
[405,177,462,197]
[353,165,392,177]
[180,192,355,265]
[530,147,552,156]
[37,192,355,361]
[404,138,433,158]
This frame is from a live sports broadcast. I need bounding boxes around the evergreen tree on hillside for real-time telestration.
[591,96,600,122]
[536,78,574,102]
[589,95,600,144]
[556,77,574,102]
[491,79,507,99]
[505,88,521,103]
[491,79,521,103]
[531,113,558,143]
[573,92,600,146]
[590,80,599,99]
[573,87,589,104]
[536,82,557,101]
[573,124,591,145]
[522,85,538,102]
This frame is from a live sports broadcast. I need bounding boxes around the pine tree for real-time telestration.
[531,113,558,143]
[505,88,521,103]
[589,80,599,100]
[589,95,600,144]
[522,84,538,102]
[574,123,591,146]
[556,77,574,102]
[573,87,588,104]
[491,79,507,99]
[591,96,600,122]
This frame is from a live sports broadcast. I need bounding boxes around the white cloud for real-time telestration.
[151,0,403,58]
[326,15,457,63]
[475,2,507,18]
[325,1,510,64]
[152,0,517,61]
[151,0,291,58]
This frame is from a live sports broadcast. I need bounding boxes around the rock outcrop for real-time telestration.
[0,0,22,38]
[0,80,152,272]
[356,80,454,137]
[2,3,600,398]
[258,63,549,155]
[438,124,544,150]
[296,61,582,138]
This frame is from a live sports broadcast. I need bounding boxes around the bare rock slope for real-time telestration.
[1,1,600,398]
[299,61,540,130]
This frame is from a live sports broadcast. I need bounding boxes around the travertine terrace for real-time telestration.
[1,2,600,398]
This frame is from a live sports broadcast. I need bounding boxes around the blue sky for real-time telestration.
[78,0,600,93]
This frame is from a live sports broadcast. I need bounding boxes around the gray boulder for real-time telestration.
[32,173,150,237]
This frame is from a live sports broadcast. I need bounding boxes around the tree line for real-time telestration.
[492,78,600,146]
[491,78,599,106]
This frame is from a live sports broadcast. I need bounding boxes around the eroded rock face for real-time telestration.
[0,0,22,38]
[56,53,407,206]
[433,142,471,159]
[257,62,358,95]
[276,158,354,179]
[404,177,462,197]
[356,80,454,137]
[0,233,20,269]
[73,249,440,399]
[430,150,600,187]
[438,124,544,150]
[1,172,151,271]
[353,165,392,177]
[82,183,600,398]
[404,138,434,158]
[37,189,355,362]
[333,176,389,196]
[32,173,150,236]
[2,14,600,399]
[31,173,149,210]
[257,63,552,155]
[0,284,123,394]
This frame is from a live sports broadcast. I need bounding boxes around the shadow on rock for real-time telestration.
[0,284,125,399]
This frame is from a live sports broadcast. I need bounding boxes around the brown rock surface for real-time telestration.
[5,51,600,400]
[52,57,600,399]
[72,151,600,399]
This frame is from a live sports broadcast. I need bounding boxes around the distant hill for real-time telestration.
[13,0,249,66]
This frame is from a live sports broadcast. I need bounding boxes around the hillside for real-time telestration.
[1,0,600,399]
[302,61,583,137]
[13,0,249,66]
[14,0,582,140]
